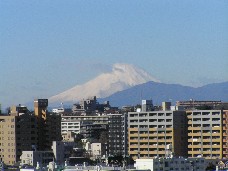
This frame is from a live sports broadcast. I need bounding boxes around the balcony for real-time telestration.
[211,151,220,154]
[140,151,149,155]
[166,139,173,143]
[202,133,212,136]
[157,139,165,142]
[157,134,165,137]
[129,128,139,131]
[203,145,211,148]
[212,145,220,148]
[157,145,166,148]
[158,151,165,154]
[148,151,158,154]
[191,127,201,130]
[212,133,220,136]
[191,145,201,148]
[129,145,138,148]
[149,128,157,131]
[140,134,148,137]
[212,127,221,130]
[211,139,221,142]
[129,151,139,154]
[139,139,149,143]
[149,144,158,148]
[201,138,212,142]
[166,133,172,136]
[149,139,158,142]
[190,133,201,136]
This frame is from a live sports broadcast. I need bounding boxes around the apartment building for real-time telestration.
[107,114,123,156]
[187,110,223,159]
[61,115,109,140]
[0,112,37,165]
[223,110,228,159]
[134,157,207,171]
[61,121,81,135]
[20,151,54,167]
[128,110,188,160]
[34,99,62,151]
[72,96,97,115]
[176,100,222,110]
[107,113,128,156]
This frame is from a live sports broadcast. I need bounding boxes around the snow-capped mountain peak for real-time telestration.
[49,63,160,103]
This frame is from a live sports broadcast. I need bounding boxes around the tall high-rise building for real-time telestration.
[107,114,123,156]
[0,100,61,165]
[128,110,188,160]
[107,113,128,157]
[0,106,37,165]
[34,99,48,119]
[34,99,61,150]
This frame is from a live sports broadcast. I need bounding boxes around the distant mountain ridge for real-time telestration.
[99,81,228,107]
[48,63,228,108]
[49,63,159,104]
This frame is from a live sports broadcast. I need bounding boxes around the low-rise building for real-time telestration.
[134,157,207,171]
[20,151,54,167]
[91,143,102,158]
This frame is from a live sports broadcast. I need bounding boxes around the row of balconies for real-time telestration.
[129,139,173,143]
[188,138,221,142]
[188,133,221,137]
[129,127,173,131]
[129,151,166,155]
[188,151,220,154]
[188,144,220,148]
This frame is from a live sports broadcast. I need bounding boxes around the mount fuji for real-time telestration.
[49,63,160,104]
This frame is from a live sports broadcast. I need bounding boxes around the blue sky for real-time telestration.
[0,0,228,109]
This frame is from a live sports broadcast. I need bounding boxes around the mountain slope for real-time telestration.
[99,81,228,107]
[49,63,160,104]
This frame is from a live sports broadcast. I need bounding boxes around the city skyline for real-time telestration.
[0,1,227,108]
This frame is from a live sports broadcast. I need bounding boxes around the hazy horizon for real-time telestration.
[1,1,227,109]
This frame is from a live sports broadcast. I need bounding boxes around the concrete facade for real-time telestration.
[91,143,102,158]
[223,110,228,158]
[0,113,38,165]
[61,115,108,140]
[61,121,80,136]
[34,99,62,151]
[128,110,188,160]
[20,151,53,167]
[134,157,207,171]
[187,110,223,159]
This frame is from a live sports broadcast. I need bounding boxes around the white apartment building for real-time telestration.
[91,143,102,158]
[61,120,81,135]
[20,151,53,167]
[61,115,109,139]
[134,157,207,171]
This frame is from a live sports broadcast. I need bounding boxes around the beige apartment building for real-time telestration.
[128,110,188,160]
[187,110,224,159]
[0,113,37,165]
[223,110,228,158]
[0,99,61,165]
